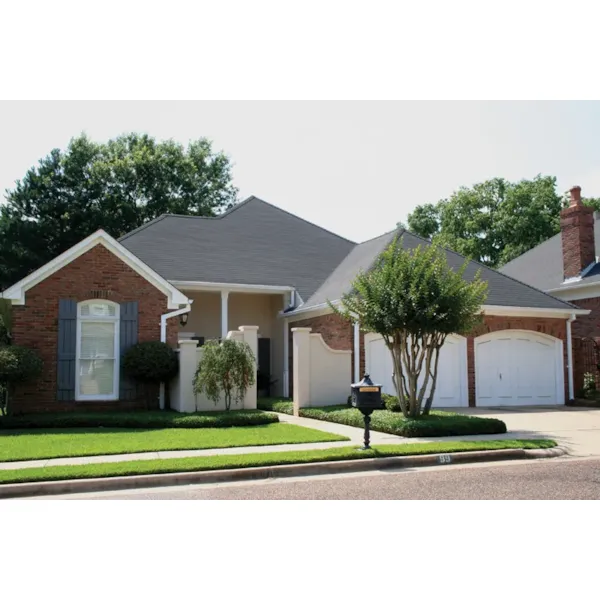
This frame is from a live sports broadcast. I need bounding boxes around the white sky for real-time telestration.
[2,101,600,243]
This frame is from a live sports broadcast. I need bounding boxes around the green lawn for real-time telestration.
[0,423,348,463]
[258,398,507,437]
[0,439,556,485]
[0,409,278,430]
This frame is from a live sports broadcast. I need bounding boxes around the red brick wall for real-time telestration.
[567,298,600,395]
[560,202,595,279]
[11,244,177,414]
[570,297,600,340]
[287,312,569,405]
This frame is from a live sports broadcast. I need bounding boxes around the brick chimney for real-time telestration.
[560,185,595,279]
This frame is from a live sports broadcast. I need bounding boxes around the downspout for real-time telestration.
[567,314,576,402]
[353,321,360,382]
[159,303,192,409]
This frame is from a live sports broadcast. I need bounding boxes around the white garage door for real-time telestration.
[475,330,564,407]
[365,334,468,408]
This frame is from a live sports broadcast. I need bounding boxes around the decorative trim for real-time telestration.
[481,304,589,318]
[1,230,190,309]
[170,280,294,294]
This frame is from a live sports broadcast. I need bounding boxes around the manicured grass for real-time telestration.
[258,398,507,437]
[0,409,279,430]
[0,423,348,462]
[0,439,556,485]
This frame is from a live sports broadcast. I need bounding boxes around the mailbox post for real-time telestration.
[350,373,383,450]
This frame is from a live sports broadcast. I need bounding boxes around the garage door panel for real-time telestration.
[366,333,467,408]
[475,330,562,407]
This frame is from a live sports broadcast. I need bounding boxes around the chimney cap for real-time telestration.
[569,185,582,207]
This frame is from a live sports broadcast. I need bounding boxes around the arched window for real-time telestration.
[76,300,120,401]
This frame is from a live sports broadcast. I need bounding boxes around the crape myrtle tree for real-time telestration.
[331,239,488,418]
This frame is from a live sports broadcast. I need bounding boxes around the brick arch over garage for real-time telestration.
[466,316,568,407]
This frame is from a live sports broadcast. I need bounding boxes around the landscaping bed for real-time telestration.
[0,409,279,430]
[0,423,349,462]
[258,399,507,437]
[0,439,556,485]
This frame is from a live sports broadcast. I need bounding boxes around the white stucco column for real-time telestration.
[221,290,229,339]
[239,325,259,409]
[292,327,312,416]
[177,339,199,413]
[283,322,290,398]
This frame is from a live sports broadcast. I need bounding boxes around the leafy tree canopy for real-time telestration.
[0,133,238,288]
[332,239,488,418]
[398,175,600,268]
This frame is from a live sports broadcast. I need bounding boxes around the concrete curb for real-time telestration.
[0,446,568,499]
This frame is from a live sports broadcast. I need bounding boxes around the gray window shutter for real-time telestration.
[120,301,139,400]
[57,299,77,401]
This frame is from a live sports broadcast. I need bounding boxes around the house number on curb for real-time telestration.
[438,454,452,464]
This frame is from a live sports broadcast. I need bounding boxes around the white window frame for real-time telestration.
[75,300,120,401]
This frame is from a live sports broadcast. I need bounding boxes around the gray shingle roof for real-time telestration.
[295,229,578,312]
[119,197,356,301]
[300,230,399,308]
[500,219,600,291]
[398,231,576,310]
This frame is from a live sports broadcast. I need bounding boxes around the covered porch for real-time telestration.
[170,281,295,398]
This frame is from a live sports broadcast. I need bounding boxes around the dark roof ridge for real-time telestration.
[119,195,357,245]
[400,229,579,311]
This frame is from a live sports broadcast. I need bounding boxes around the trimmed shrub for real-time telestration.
[0,345,43,383]
[123,341,178,383]
[383,393,402,412]
[0,409,279,429]
[259,399,507,438]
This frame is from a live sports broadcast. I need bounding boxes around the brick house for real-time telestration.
[1,195,587,413]
[501,185,600,394]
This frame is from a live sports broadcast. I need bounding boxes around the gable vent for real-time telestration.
[89,290,113,299]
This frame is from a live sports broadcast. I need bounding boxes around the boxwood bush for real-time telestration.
[258,398,507,438]
[0,345,43,383]
[123,341,178,382]
[0,409,279,429]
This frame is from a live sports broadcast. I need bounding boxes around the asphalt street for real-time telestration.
[38,456,600,500]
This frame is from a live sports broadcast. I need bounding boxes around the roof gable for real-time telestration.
[292,228,580,315]
[1,230,190,309]
[119,196,357,301]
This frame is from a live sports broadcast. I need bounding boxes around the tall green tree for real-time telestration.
[399,175,574,267]
[332,239,488,418]
[0,133,238,288]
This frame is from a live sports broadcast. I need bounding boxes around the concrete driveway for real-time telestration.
[448,407,600,457]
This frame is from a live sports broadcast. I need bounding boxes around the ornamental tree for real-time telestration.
[331,238,488,418]
[193,339,256,411]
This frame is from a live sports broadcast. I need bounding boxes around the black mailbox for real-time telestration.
[350,373,383,410]
[350,374,382,450]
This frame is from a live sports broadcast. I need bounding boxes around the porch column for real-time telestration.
[283,294,290,397]
[221,290,229,339]
[353,321,360,382]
